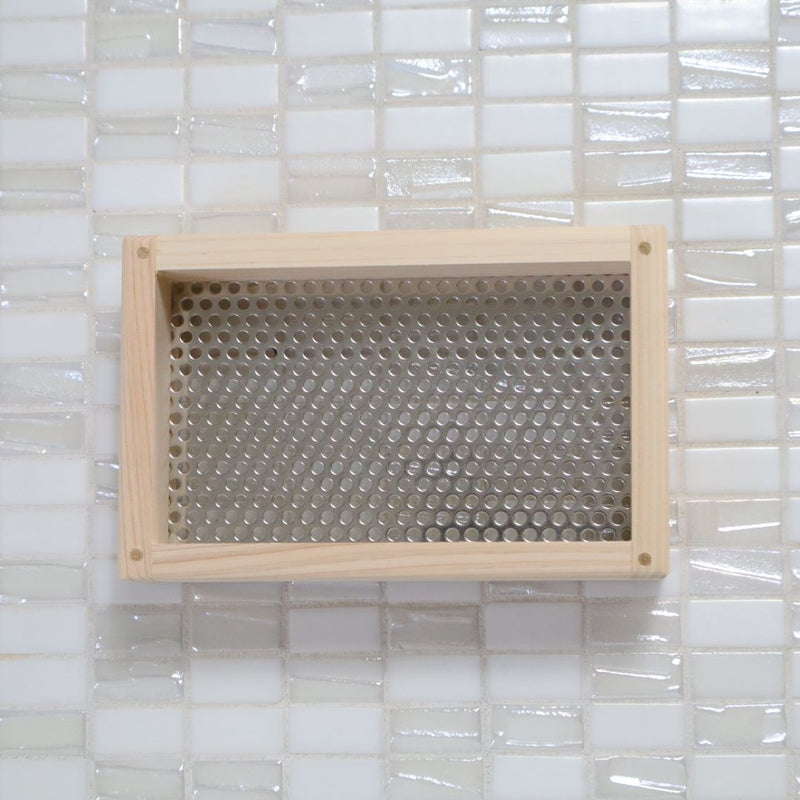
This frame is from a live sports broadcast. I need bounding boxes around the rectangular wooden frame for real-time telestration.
[120,225,667,581]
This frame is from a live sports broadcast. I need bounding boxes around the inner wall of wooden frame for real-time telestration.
[166,271,632,546]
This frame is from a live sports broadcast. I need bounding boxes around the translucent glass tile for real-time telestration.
[684,346,775,391]
[589,600,681,648]
[384,58,471,100]
[387,608,479,650]
[94,762,184,800]
[193,761,282,800]
[780,0,800,42]
[787,349,800,391]
[167,275,632,544]
[190,115,277,157]
[683,151,772,193]
[190,19,276,57]
[689,548,783,595]
[694,704,785,747]
[184,216,274,241]
[383,206,475,230]
[783,197,800,240]
[0,711,84,753]
[0,362,84,406]
[0,71,87,111]
[780,96,800,139]
[0,563,86,602]
[480,4,570,49]
[683,247,774,293]
[591,653,682,699]
[486,201,574,229]
[487,581,579,600]
[686,499,781,545]
[94,458,119,501]
[287,62,375,106]
[583,101,671,144]
[190,606,280,651]
[93,660,183,703]
[0,413,84,456]
[95,17,181,60]
[390,708,481,754]
[95,312,120,355]
[789,397,800,439]
[679,49,770,92]
[288,157,375,203]
[384,157,472,200]
[387,757,482,800]
[94,117,181,160]
[288,657,383,702]
[583,150,672,195]
[491,705,582,750]
[0,265,87,307]
[0,168,85,210]
[595,756,686,799]
[94,609,183,658]
[96,0,178,11]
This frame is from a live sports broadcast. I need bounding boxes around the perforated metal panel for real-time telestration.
[167,274,631,544]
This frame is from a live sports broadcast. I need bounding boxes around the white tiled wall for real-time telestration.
[0,0,798,798]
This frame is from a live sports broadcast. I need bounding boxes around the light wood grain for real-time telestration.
[629,225,669,578]
[119,225,669,581]
[154,227,631,281]
[149,541,634,581]
[119,236,170,579]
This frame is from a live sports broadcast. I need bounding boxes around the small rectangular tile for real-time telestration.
[694,754,787,800]
[684,346,775,391]
[191,606,280,652]
[685,447,779,493]
[487,655,582,702]
[0,759,86,800]
[288,706,382,755]
[679,48,769,92]
[191,657,282,703]
[93,660,183,703]
[694,703,785,747]
[388,758,482,800]
[580,53,669,97]
[387,655,481,703]
[492,705,582,750]
[190,707,282,757]
[391,708,481,754]
[0,712,84,753]
[385,57,470,100]
[285,11,371,58]
[592,703,683,749]
[289,758,382,800]
[192,761,280,800]
[483,53,572,98]
[688,599,784,647]
[288,657,383,703]
[388,607,479,650]
[95,762,183,800]
[95,708,183,756]
[382,9,471,52]
[290,607,380,653]
[481,4,569,49]
[591,652,682,699]
[485,602,581,652]
[686,499,781,545]
[595,756,686,800]
[492,755,583,800]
